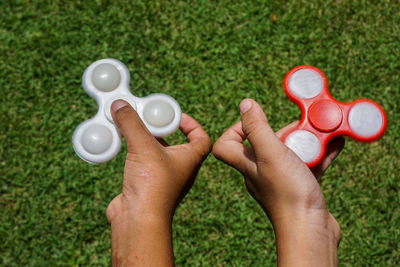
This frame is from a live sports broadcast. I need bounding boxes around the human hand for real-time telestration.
[106,100,212,266]
[213,99,344,267]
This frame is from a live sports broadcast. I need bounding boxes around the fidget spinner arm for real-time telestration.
[72,59,182,164]
[281,65,387,168]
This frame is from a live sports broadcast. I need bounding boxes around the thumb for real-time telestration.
[240,98,287,162]
[111,100,158,153]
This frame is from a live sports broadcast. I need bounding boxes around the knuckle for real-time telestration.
[115,105,134,125]
[202,136,213,154]
[243,119,267,137]
[212,140,224,159]
[256,145,290,167]
[196,140,212,161]
[255,154,274,166]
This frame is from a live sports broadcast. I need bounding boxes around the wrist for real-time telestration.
[273,207,340,239]
[271,208,341,267]
[108,196,174,266]
[110,217,174,267]
[107,193,174,227]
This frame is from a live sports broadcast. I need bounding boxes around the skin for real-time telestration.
[107,98,343,267]
[107,100,212,266]
[212,98,344,267]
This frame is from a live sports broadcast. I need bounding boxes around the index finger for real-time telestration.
[179,113,212,160]
[212,121,256,175]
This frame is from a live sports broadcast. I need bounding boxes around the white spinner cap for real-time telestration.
[288,68,324,99]
[348,102,383,138]
[91,63,121,92]
[285,130,321,163]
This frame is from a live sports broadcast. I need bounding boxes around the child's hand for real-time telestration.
[213,99,344,267]
[106,100,212,266]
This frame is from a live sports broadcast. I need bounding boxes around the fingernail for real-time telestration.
[240,99,252,114]
[111,100,129,113]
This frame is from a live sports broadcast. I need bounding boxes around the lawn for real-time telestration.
[1,0,399,266]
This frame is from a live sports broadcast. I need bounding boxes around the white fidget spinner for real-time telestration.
[72,59,182,164]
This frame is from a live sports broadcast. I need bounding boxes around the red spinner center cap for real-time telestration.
[308,100,343,132]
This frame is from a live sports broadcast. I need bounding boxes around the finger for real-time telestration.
[217,121,247,143]
[239,99,287,162]
[311,136,345,179]
[179,113,212,160]
[111,100,158,153]
[213,121,256,175]
[275,121,299,139]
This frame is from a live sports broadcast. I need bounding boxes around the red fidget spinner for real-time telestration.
[281,65,387,168]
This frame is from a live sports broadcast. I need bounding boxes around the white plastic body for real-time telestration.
[72,58,182,164]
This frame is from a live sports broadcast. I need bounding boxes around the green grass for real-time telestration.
[1,0,399,266]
